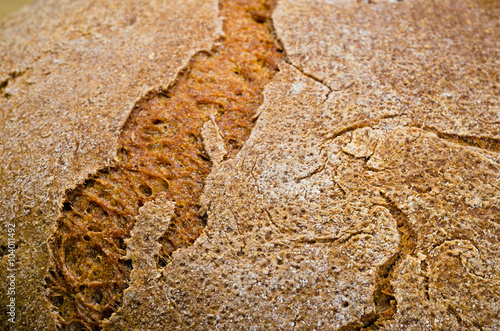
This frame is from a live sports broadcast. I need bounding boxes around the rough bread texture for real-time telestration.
[44,0,283,328]
[1,0,499,330]
[0,0,221,329]
[272,0,500,328]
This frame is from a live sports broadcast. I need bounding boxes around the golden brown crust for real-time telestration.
[1,0,499,330]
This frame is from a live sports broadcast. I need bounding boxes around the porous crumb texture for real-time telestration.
[44,0,284,329]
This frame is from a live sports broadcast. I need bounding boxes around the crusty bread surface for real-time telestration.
[0,0,499,330]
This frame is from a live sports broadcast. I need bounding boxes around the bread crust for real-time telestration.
[0,0,220,329]
[273,1,500,327]
[1,0,499,330]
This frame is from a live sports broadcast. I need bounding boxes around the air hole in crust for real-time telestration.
[62,202,72,212]
[139,184,153,197]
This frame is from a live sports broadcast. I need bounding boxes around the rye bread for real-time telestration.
[1,0,499,330]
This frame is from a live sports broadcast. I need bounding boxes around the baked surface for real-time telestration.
[0,0,220,329]
[45,0,283,328]
[1,0,499,330]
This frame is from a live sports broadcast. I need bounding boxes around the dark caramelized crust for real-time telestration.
[45,0,284,329]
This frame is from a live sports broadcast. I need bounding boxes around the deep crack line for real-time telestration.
[339,193,418,330]
[367,192,418,328]
[45,0,285,330]
[410,124,500,155]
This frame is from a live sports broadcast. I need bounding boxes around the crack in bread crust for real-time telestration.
[45,0,285,329]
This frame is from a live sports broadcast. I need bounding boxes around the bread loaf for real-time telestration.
[1,0,499,330]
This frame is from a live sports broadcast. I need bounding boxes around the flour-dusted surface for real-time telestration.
[265,0,500,328]
[0,0,220,328]
[158,61,499,329]
[1,0,499,329]
[160,64,401,329]
[274,0,500,141]
[156,0,499,329]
